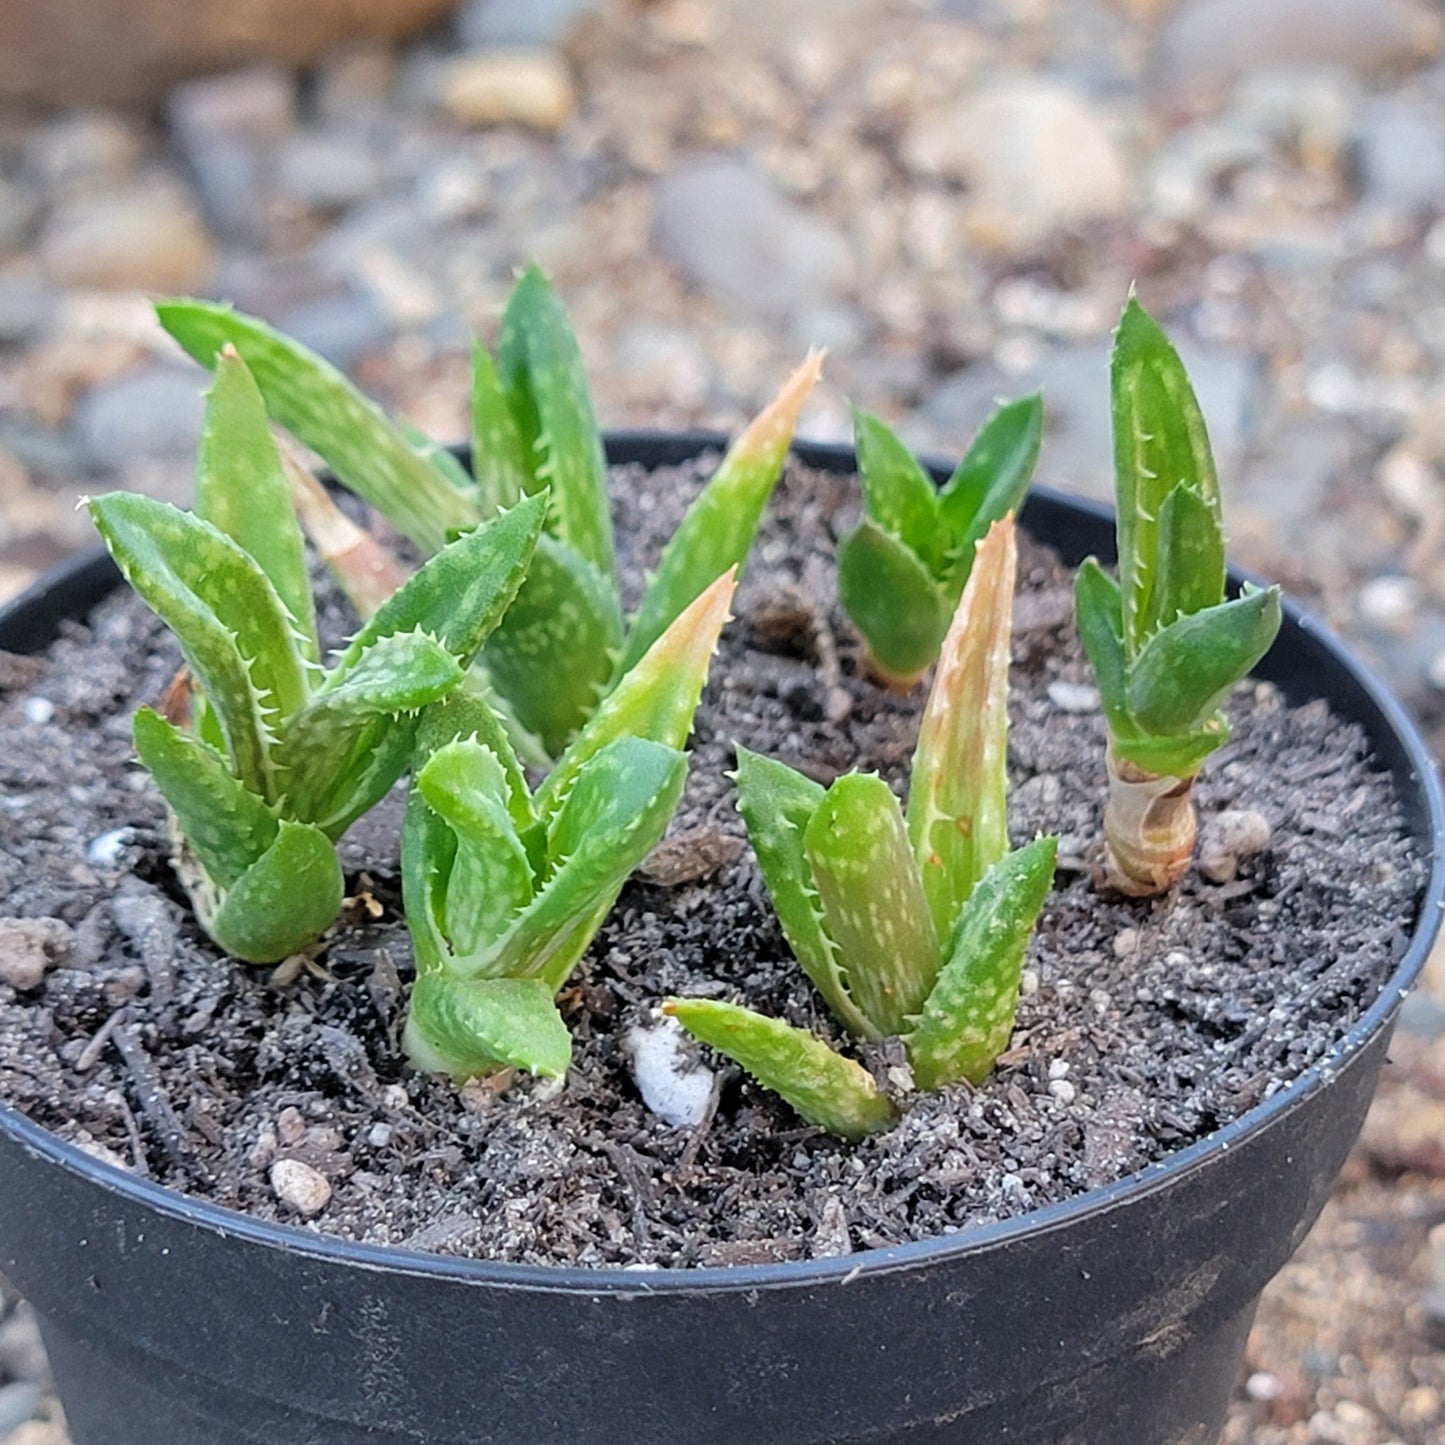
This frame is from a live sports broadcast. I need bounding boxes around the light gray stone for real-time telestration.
[0,176,40,254]
[24,108,145,189]
[276,131,384,213]
[902,77,1129,254]
[275,290,391,370]
[0,1379,42,1434]
[271,1158,332,1217]
[456,0,599,48]
[1355,98,1445,213]
[74,366,207,465]
[1149,0,1444,104]
[654,154,852,326]
[0,266,56,346]
[168,65,297,241]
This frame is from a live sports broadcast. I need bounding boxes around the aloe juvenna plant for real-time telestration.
[157,268,820,757]
[1075,297,1282,895]
[403,572,737,1081]
[89,346,546,964]
[837,393,1042,690]
[667,518,1057,1139]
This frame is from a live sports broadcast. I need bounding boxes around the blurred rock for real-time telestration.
[274,290,391,369]
[0,178,40,257]
[73,365,207,466]
[276,131,384,214]
[654,154,852,327]
[1149,0,1444,106]
[313,43,397,121]
[1354,98,1445,213]
[903,78,1129,254]
[0,1380,43,1435]
[1405,381,1445,465]
[0,266,57,347]
[39,180,214,292]
[0,0,461,105]
[24,109,146,190]
[168,66,297,242]
[441,48,577,130]
[456,0,599,47]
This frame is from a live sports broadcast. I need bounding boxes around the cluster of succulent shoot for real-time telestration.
[402,574,734,1080]
[1076,298,1281,895]
[87,349,546,964]
[158,267,821,760]
[90,276,1280,1142]
[837,395,1041,690]
[668,519,1056,1138]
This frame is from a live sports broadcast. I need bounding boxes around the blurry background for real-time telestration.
[2,1,1445,1441]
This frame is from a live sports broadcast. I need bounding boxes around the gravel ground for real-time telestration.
[3,0,1445,1439]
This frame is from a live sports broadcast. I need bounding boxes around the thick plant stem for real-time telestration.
[1102,742,1196,896]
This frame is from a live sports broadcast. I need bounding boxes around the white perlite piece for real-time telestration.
[1198,808,1274,884]
[623,1013,716,1129]
[270,1158,332,1217]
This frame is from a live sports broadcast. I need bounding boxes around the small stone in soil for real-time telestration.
[270,1159,333,1218]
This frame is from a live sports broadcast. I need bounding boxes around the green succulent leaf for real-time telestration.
[157,299,479,555]
[940,392,1044,595]
[905,836,1057,1091]
[279,629,463,831]
[470,341,530,515]
[619,354,820,677]
[196,347,318,663]
[133,706,279,890]
[497,265,614,580]
[1073,559,1130,730]
[664,998,898,1141]
[89,493,304,799]
[414,684,536,836]
[404,973,571,1082]
[908,517,1015,945]
[837,518,951,688]
[1109,720,1230,780]
[333,491,547,680]
[202,819,344,965]
[852,404,944,574]
[434,738,687,993]
[1111,296,1221,655]
[1143,481,1227,636]
[533,571,734,822]
[1126,586,1283,736]
[804,773,941,1038]
[416,739,537,956]
[482,533,622,758]
[733,747,874,1039]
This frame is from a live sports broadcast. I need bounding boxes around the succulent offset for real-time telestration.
[837,394,1042,689]
[158,268,821,758]
[1075,297,1282,895]
[668,518,1057,1139]
[89,347,545,963]
[402,573,736,1081]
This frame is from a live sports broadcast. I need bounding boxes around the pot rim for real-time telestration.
[2,431,1441,1296]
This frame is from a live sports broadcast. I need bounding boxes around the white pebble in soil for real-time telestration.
[270,1158,332,1218]
[623,1013,716,1129]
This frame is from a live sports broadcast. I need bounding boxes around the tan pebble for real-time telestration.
[0,916,72,990]
[441,49,576,132]
[270,1158,332,1217]
[1112,927,1139,959]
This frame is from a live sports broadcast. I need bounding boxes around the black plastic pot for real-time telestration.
[1,434,1442,1445]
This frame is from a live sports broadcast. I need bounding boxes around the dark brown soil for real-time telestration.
[0,458,1424,1268]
